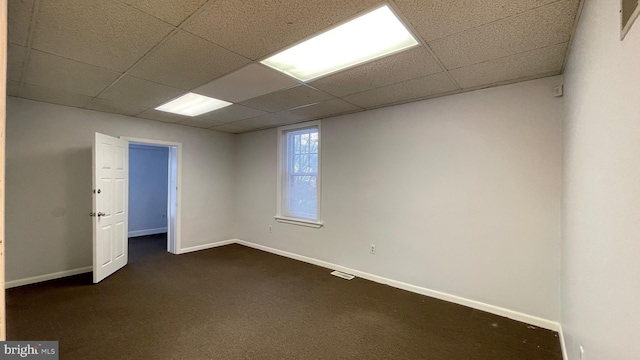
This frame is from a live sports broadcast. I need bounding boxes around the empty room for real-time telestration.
[1,0,639,359]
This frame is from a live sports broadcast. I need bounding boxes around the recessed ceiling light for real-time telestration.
[155,92,232,117]
[260,5,419,82]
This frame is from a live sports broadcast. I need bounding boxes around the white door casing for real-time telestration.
[93,133,128,283]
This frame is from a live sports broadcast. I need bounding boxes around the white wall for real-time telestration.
[235,77,563,322]
[128,144,169,236]
[562,0,640,358]
[6,97,236,282]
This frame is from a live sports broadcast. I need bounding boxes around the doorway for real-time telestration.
[122,137,182,255]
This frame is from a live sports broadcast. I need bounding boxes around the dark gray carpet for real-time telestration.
[7,234,562,359]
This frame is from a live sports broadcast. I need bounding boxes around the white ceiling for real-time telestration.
[7,0,581,133]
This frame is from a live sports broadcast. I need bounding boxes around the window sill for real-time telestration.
[274,216,323,228]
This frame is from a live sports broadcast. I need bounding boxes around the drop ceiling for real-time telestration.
[7,0,581,134]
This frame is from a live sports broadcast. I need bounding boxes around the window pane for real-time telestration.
[287,175,317,219]
[282,126,319,220]
[310,154,318,173]
[294,133,301,154]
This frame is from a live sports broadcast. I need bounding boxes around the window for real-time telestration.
[276,121,322,228]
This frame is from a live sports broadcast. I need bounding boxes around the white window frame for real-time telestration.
[275,121,323,228]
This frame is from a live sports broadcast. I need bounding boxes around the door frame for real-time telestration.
[121,136,182,254]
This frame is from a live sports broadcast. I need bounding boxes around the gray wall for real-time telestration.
[562,0,640,358]
[128,144,169,236]
[234,77,563,322]
[6,97,236,282]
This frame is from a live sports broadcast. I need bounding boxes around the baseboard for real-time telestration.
[177,239,237,254]
[559,324,569,360]
[6,266,92,289]
[128,227,168,237]
[235,239,561,332]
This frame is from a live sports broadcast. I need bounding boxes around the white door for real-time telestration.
[93,133,129,283]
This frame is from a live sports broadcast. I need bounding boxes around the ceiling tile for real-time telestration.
[193,64,300,103]
[8,44,27,81]
[137,109,188,123]
[429,0,579,70]
[450,43,567,89]
[280,99,361,121]
[240,85,334,113]
[342,72,458,108]
[231,113,299,130]
[394,0,558,42]
[8,0,34,46]
[24,50,121,96]
[310,46,442,97]
[210,123,254,134]
[98,76,184,108]
[129,30,251,90]
[7,81,21,97]
[31,0,174,72]
[119,0,208,26]
[19,83,93,108]
[176,117,225,129]
[84,99,147,117]
[196,104,267,123]
[182,0,382,60]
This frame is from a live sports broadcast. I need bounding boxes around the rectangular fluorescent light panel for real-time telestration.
[261,5,419,82]
[155,92,232,117]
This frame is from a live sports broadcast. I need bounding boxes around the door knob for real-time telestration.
[97,212,107,217]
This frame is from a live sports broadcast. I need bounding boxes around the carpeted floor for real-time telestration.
[7,234,562,359]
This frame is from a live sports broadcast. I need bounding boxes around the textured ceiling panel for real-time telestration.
[182,0,382,60]
[211,122,256,134]
[137,109,187,123]
[177,117,225,129]
[84,99,147,117]
[24,50,121,96]
[196,104,267,123]
[8,0,34,46]
[240,85,334,113]
[32,0,174,72]
[232,113,300,130]
[129,30,251,90]
[310,46,443,97]
[98,76,185,108]
[19,83,93,108]
[450,43,567,89]
[193,64,300,103]
[7,0,582,134]
[342,72,459,108]
[429,0,578,70]
[119,0,208,26]
[7,81,21,97]
[394,0,558,42]
[7,44,27,82]
[280,99,361,121]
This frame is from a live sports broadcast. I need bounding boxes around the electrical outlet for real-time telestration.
[268,225,272,233]
[580,346,585,360]
[370,244,376,254]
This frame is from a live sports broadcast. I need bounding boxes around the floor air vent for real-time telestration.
[330,271,355,280]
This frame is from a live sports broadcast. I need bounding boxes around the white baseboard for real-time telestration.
[128,227,168,238]
[235,239,561,332]
[6,266,92,289]
[559,324,569,360]
[177,239,237,254]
